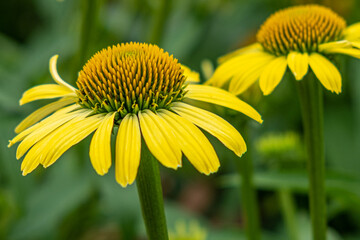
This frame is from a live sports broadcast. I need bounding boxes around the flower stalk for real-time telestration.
[236,124,261,240]
[296,72,326,240]
[278,189,299,240]
[136,143,169,240]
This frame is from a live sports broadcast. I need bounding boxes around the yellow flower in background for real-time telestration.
[169,220,207,240]
[8,42,262,187]
[208,4,360,95]
[256,132,302,156]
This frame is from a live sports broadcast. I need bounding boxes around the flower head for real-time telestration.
[208,4,360,95]
[8,42,262,187]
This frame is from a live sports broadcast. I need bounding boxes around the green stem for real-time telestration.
[136,143,169,240]
[148,0,171,44]
[296,73,326,240]
[278,189,298,240]
[236,130,261,240]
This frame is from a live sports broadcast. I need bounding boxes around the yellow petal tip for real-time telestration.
[235,148,247,157]
[50,54,59,62]
[295,75,303,81]
[262,91,271,96]
[119,181,129,188]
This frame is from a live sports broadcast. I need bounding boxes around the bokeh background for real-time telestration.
[1,0,360,239]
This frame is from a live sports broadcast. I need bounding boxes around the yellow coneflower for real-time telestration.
[8,42,262,187]
[208,4,360,95]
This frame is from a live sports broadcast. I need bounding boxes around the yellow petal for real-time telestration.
[318,40,351,52]
[8,104,80,147]
[287,52,309,80]
[217,43,263,64]
[49,55,76,91]
[15,96,77,133]
[207,51,273,88]
[19,84,76,105]
[182,65,200,83]
[172,102,246,157]
[320,47,360,59]
[41,113,101,168]
[138,110,182,169]
[16,109,88,159]
[157,110,219,175]
[309,53,342,94]
[21,111,100,175]
[115,114,141,187]
[185,84,263,123]
[351,41,360,49]
[259,56,287,95]
[89,112,116,175]
[228,53,275,95]
[344,22,360,41]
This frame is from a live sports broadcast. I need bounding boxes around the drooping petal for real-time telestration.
[259,56,288,95]
[41,113,102,168]
[49,55,76,91]
[320,47,360,59]
[185,84,263,123]
[182,65,200,83]
[16,109,88,159]
[206,51,274,88]
[309,53,342,94]
[138,110,182,169]
[8,104,80,147]
[351,41,360,49]
[343,23,360,41]
[15,96,77,133]
[21,111,101,175]
[89,112,116,175]
[157,110,219,175]
[228,53,275,95]
[287,52,309,80]
[217,43,263,64]
[138,110,181,169]
[115,114,141,187]
[19,84,76,105]
[172,102,246,157]
[318,40,351,52]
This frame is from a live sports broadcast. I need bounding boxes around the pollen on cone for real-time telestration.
[76,42,187,118]
[257,5,346,55]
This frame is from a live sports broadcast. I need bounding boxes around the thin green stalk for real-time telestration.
[148,0,171,44]
[278,189,298,240]
[236,126,261,240]
[296,73,326,240]
[136,144,169,240]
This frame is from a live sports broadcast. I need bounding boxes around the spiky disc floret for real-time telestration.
[257,5,346,55]
[76,42,187,120]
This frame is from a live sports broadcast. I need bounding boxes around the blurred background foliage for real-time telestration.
[0,0,359,239]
